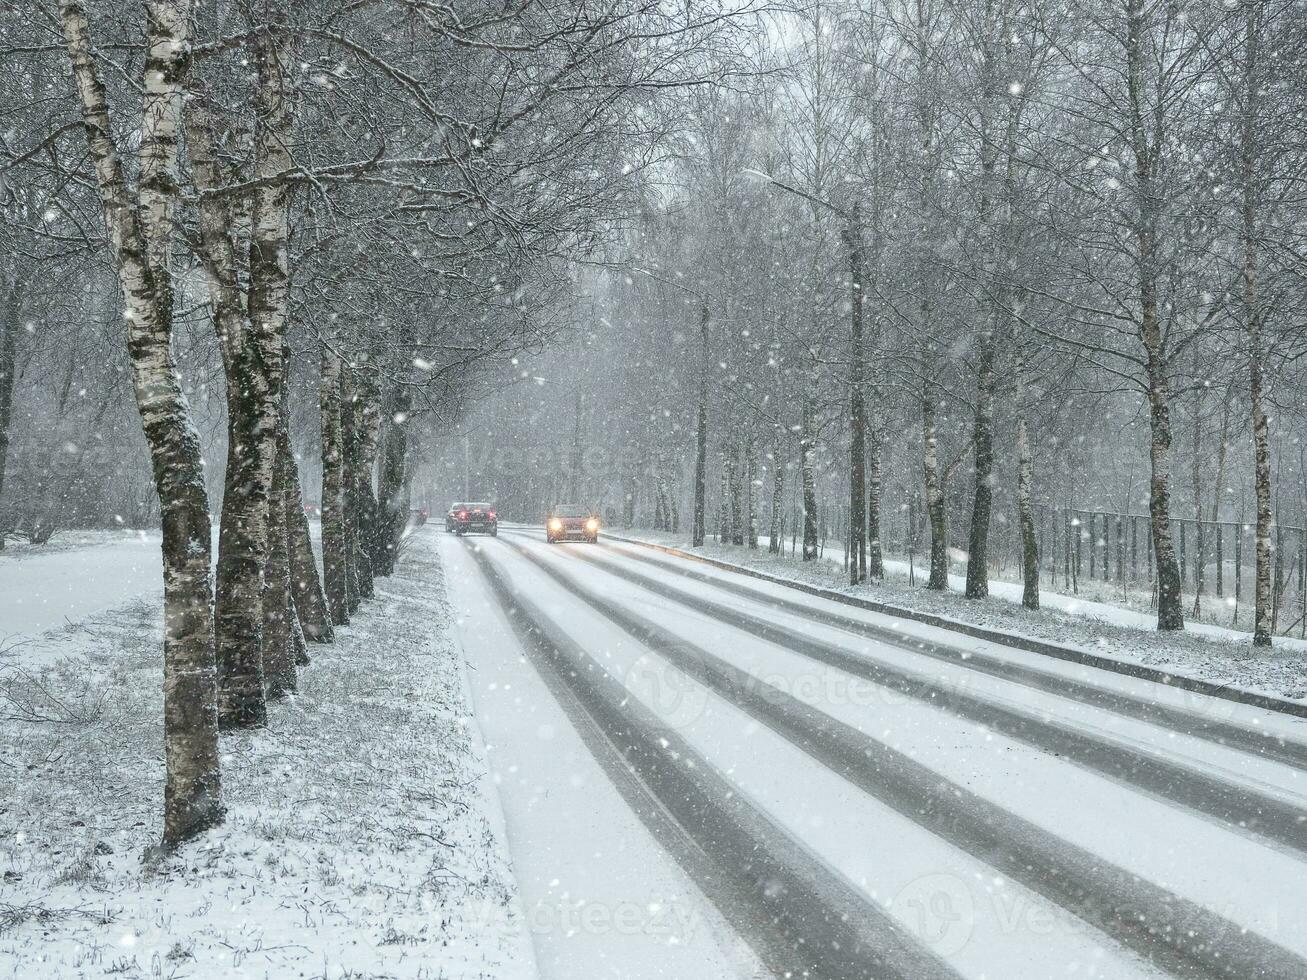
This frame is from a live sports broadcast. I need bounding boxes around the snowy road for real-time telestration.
[443,526,1307,980]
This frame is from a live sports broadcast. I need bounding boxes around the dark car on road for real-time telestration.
[547,504,599,543]
[450,502,498,536]
[444,503,465,532]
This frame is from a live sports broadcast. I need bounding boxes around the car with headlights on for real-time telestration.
[546,504,599,543]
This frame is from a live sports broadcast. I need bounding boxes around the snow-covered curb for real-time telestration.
[0,526,533,979]
[605,531,1307,713]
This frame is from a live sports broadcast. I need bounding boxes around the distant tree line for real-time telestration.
[435,0,1307,650]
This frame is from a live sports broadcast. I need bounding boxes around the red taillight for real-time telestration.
[488,511,496,519]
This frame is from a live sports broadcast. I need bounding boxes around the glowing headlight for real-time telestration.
[585,518,599,531]
[548,518,563,531]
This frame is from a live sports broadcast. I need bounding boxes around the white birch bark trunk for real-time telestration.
[321,345,349,623]
[768,441,785,555]
[800,391,819,560]
[964,0,1004,601]
[236,24,301,708]
[1238,3,1274,646]
[922,389,949,590]
[188,96,270,727]
[1013,301,1038,609]
[354,374,382,599]
[1126,0,1184,630]
[691,304,709,547]
[60,0,223,847]
[341,363,361,614]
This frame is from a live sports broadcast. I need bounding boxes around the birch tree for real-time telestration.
[58,0,224,847]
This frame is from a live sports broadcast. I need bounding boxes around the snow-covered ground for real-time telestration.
[611,530,1307,703]
[446,541,764,980]
[0,527,532,979]
[8,523,1307,979]
[0,531,164,650]
[441,526,1307,979]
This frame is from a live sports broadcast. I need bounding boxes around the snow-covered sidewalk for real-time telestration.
[608,530,1307,703]
[0,526,533,979]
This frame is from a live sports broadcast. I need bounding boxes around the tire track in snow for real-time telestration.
[555,539,1307,860]
[465,540,960,980]
[572,532,1307,773]
[501,535,1307,980]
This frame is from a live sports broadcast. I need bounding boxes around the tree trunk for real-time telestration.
[213,368,272,726]
[247,23,299,697]
[692,307,709,547]
[1144,356,1184,630]
[1239,5,1273,647]
[1126,0,1184,631]
[1190,388,1206,617]
[568,388,583,501]
[866,422,884,579]
[262,437,296,698]
[204,24,298,727]
[965,324,997,599]
[1209,389,1233,606]
[730,442,744,545]
[746,435,759,549]
[341,364,361,615]
[0,278,22,549]
[965,16,1004,601]
[922,391,949,590]
[845,206,867,584]
[1249,268,1273,647]
[718,447,730,544]
[187,94,269,689]
[193,100,271,728]
[321,346,349,623]
[800,392,818,560]
[283,427,331,643]
[354,376,381,600]
[769,441,785,555]
[1013,305,1038,609]
[375,380,412,575]
[60,0,223,848]
[288,593,308,668]
[269,345,307,676]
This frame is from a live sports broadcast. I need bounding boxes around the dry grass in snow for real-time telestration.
[0,527,532,979]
